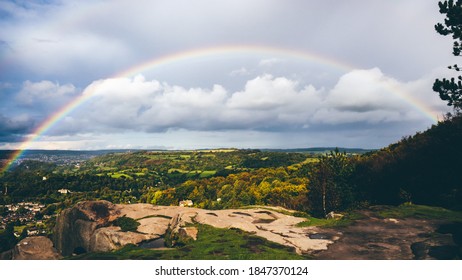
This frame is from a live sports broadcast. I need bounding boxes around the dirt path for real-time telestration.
[313,210,459,260]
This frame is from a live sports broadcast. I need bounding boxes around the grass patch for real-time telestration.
[69,223,309,260]
[186,170,202,177]
[14,225,27,234]
[296,212,363,228]
[109,172,133,179]
[98,167,117,171]
[168,168,189,174]
[199,170,216,178]
[377,204,462,222]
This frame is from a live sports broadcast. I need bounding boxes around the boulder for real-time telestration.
[53,200,121,256]
[166,212,198,246]
[13,236,61,260]
[90,226,158,252]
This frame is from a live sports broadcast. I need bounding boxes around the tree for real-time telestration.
[308,149,355,217]
[433,0,462,109]
[0,222,17,253]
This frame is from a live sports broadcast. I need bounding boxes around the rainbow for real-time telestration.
[0,45,441,174]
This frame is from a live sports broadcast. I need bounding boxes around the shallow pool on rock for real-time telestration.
[309,233,331,240]
[138,238,166,249]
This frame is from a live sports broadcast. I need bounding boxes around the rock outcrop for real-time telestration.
[178,227,198,241]
[53,201,334,256]
[166,212,199,246]
[53,200,121,256]
[53,200,169,256]
[12,236,62,260]
[49,201,462,259]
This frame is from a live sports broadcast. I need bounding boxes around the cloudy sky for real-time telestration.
[0,0,456,150]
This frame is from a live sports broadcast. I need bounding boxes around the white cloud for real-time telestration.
[327,68,404,111]
[51,68,448,138]
[16,80,76,106]
[312,68,450,125]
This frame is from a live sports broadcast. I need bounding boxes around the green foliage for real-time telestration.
[1,206,9,216]
[378,204,462,222]
[0,223,17,253]
[19,227,28,240]
[143,167,310,211]
[308,149,356,217]
[0,149,313,208]
[297,217,346,228]
[434,0,462,109]
[113,216,140,232]
[352,115,462,210]
[435,0,462,56]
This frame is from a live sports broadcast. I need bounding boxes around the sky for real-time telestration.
[0,0,457,150]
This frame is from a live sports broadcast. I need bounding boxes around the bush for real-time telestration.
[113,216,140,232]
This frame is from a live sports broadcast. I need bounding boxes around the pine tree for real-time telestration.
[433,0,462,110]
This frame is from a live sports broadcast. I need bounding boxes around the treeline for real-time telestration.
[85,149,307,171]
[307,114,462,217]
[141,167,310,211]
[353,114,462,210]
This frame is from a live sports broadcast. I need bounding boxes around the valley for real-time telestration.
[1,116,462,259]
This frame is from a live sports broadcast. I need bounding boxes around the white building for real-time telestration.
[179,200,193,207]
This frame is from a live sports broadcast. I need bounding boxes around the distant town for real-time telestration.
[1,202,48,237]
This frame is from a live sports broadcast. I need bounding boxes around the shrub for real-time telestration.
[113,216,140,232]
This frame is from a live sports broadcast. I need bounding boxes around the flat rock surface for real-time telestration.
[118,204,332,254]
[54,202,458,259]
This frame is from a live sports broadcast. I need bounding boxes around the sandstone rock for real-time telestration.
[178,227,198,241]
[166,212,198,246]
[53,201,334,256]
[13,236,61,260]
[90,226,157,252]
[53,200,121,256]
[137,217,171,235]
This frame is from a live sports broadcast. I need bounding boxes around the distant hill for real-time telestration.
[0,147,374,160]
[262,147,374,154]
[0,149,127,160]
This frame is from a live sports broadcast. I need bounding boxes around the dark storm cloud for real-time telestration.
[0,113,34,141]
